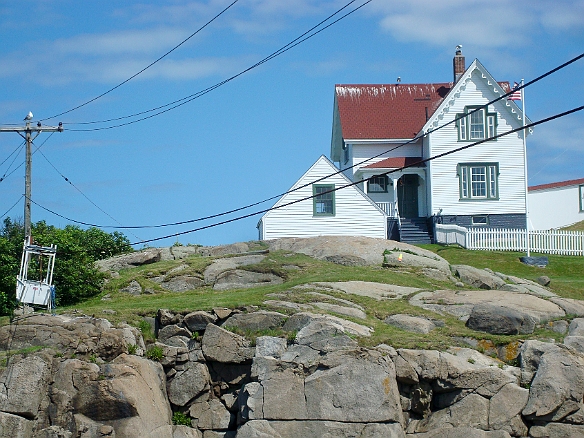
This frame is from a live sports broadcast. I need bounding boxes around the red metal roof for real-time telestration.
[335,81,512,140]
[363,156,425,169]
[529,177,584,192]
[335,83,452,140]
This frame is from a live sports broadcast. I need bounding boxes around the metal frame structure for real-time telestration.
[16,236,57,311]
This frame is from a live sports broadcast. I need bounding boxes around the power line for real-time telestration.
[40,0,241,122]
[0,141,25,183]
[29,52,582,230]
[127,105,584,245]
[34,144,144,242]
[0,140,25,169]
[0,196,23,220]
[63,0,370,131]
[0,133,55,184]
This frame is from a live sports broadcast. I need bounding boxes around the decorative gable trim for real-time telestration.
[422,59,531,136]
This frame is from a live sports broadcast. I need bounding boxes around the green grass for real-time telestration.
[418,244,584,299]
[14,245,582,352]
[562,220,584,232]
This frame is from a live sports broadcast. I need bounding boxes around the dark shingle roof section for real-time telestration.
[363,157,425,169]
[529,177,584,192]
[335,83,452,140]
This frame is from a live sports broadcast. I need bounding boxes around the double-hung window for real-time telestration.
[580,185,584,212]
[367,175,388,193]
[459,163,499,200]
[457,106,497,141]
[313,184,335,215]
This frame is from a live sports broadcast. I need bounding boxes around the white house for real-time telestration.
[528,178,584,229]
[259,48,531,243]
[257,155,386,240]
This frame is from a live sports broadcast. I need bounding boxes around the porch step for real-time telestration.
[399,217,433,244]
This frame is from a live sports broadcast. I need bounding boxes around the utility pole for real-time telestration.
[0,113,63,238]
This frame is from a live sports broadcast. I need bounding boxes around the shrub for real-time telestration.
[0,218,133,314]
[146,345,164,361]
[172,411,191,426]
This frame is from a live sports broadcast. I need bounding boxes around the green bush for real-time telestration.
[146,345,164,361]
[172,412,191,426]
[0,218,132,314]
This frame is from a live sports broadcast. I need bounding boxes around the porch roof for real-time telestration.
[362,156,425,169]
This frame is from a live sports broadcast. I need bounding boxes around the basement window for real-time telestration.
[472,215,489,226]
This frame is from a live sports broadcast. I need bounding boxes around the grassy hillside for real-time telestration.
[28,243,582,353]
[562,220,584,232]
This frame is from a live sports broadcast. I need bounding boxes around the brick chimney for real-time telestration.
[453,45,465,83]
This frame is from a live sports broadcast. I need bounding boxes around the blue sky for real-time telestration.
[0,0,583,247]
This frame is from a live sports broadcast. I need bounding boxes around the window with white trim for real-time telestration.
[313,184,335,215]
[457,106,497,141]
[458,163,499,200]
[367,175,388,193]
[580,185,584,212]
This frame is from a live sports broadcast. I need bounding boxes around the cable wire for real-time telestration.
[63,0,370,131]
[0,140,25,169]
[40,0,241,122]
[30,51,582,229]
[0,141,25,183]
[126,105,583,245]
[34,144,144,242]
[0,195,23,220]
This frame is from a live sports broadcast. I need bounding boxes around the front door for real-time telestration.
[397,174,419,218]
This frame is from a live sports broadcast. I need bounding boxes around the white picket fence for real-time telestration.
[435,224,584,256]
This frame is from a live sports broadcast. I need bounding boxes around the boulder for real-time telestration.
[282,312,373,337]
[569,318,584,336]
[312,281,422,300]
[0,315,128,360]
[295,320,357,352]
[121,280,142,295]
[413,393,489,432]
[255,336,287,358]
[488,383,529,436]
[167,361,211,407]
[158,324,192,342]
[95,248,161,272]
[160,275,205,292]
[184,311,218,332]
[0,352,52,419]
[0,412,34,438]
[410,289,565,323]
[50,354,172,438]
[549,297,584,316]
[408,428,511,437]
[522,343,584,422]
[311,302,367,319]
[465,303,536,335]
[158,309,183,326]
[384,314,436,334]
[383,250,451,273]
[213,270,283,291]
[267,236,448,268]
[202,324,255,363]
[190,399,233,430]
[203,255,266,284]
[222,311,287,332]
[252,420,406,438]
[451,265,506,289]
[529,423,584,437]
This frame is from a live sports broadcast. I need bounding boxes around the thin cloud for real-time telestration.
[370,0,583,48]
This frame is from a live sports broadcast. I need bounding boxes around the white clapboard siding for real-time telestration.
[259,155,386,240]
[426,63,527,217]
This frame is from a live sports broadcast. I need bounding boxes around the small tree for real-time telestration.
[0,218,133,314]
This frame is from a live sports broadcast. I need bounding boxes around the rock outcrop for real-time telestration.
[2,307,583,437]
